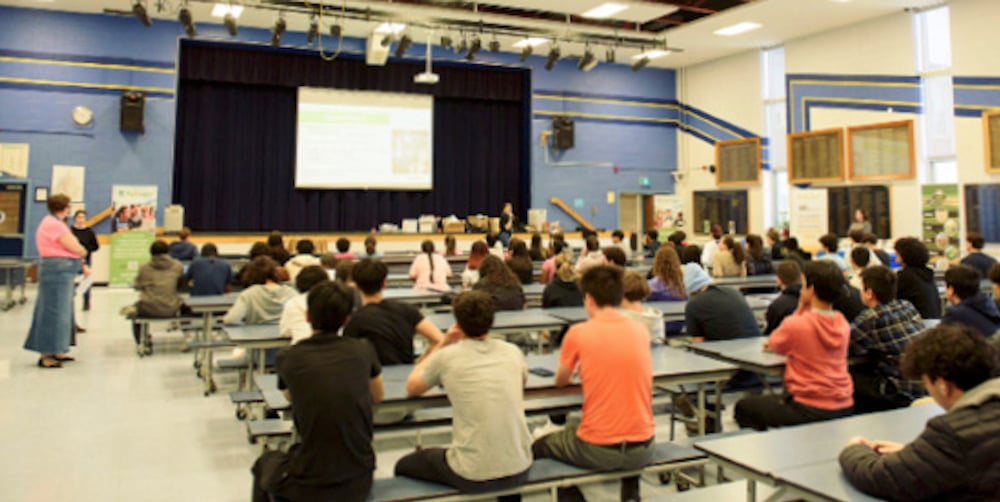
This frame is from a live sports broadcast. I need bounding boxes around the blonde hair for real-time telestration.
[652,245,686,298]
[555,251,577,282]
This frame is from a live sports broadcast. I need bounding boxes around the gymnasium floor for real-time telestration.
[0,286,740,501]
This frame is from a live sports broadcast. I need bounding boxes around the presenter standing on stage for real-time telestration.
[499,202,515,248]
[24,194,88,368]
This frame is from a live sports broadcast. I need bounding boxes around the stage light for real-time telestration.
[605,47,616,63]
[631,56,649,71]
[178,6,196,37]
[578,47,597,71]
[223,12,238,36]
[456,36,467,54]
[307,15,319,44]
[271,16,286,46]
[544,46,560,71]
[488,36,500,52]
[440,35,453,49]
[519,45,532,62]
[466,35,481,60]
[395,34,412,57]
[329,24,342,37]
[132,1,152,27]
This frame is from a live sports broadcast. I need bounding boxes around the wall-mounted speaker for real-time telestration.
[120,91,146,133]
[552,116,574,150]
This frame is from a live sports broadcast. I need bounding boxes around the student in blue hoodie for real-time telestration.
[941,265,1000,338]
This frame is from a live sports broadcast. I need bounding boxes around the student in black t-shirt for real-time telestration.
[70,210,98,312]
[251,281,383,502]
[343,259,445,365]
[765,261,802,335]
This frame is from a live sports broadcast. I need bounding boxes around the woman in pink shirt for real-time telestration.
[24,194,88,368]
[409,240,451,290]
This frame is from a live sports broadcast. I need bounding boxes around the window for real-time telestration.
[914,6,952,73]
[913,5,956,183]
[760,46,786,230]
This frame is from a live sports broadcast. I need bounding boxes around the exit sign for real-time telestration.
[639,176,651,188]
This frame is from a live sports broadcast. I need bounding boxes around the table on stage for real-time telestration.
[694,404,944,501]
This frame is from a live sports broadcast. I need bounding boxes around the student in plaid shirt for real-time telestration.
[850,265,927,413]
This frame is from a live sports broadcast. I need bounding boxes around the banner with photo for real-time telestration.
[652,194,684,240]
[109,185,157,287]
[922,184,960,270]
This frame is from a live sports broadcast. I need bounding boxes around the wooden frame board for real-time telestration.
[787,128,844,184]
[983,109,1000,174]
[847,120,915,181]
[715,137,761,187]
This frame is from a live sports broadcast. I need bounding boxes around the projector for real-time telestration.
[414,72,440,84]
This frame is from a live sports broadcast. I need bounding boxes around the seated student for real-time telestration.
[532,265,654,502]
[168,227,198,261]
[334,237,357,260]
[700,225,723,270]
[862,233,891,266]
[409,240,452,290]
[680,244,702,266]
[442,234,461,257]
[542,253,583,308]
[894,237,942,319]
[839,324,1000,501]
[462,241,489,289]
[765,261,803,335]
[237,242,271,286]
[734,261,854,430]
[362,235,383,259]
[529,232,549,261]
[223,256,296,326]
[766,228,785,261]
[485,233,505,257]
[818,233,851,275]
[574,235,605,274]
[267,231,291,265]
[540,238,566,285]
[344,259,444,365]
[601,246,627,268]
[132,240,186,348]
[712,235,747,278]
[335,259,362,311]
[667,230,686,250]
[279,265,331,345]
[960,232,997,278]
[610,229,629,256]
[849,265,926,413]
[396,291,532,500]
[184,243,232,296]
[648,245,686,302]
[684,263,760,343]
[941,265,1000,337]
[285,239,321,283]
[744,234,773,276]
[642,229,660,259]
[320,252,338,280]
[848,246,870,291]
[473,256,525,311]
[783,237,813,263]
[990,263,1000,312]
[251,281,383,502]
[506,238,535,285]
[622,271,665,345]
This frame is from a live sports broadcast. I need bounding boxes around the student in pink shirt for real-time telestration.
[409,240,451,290]
[734,260,854,430]
[23,194,88,368]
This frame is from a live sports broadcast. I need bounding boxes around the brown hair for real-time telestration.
[652,245,685,297]
[622,270,651,302]
[467,241,489,270]
[723,236,746,265]
[47,194,71,214]
[477,255,521,289]
[245,255,280,286]
[178,227,192,240]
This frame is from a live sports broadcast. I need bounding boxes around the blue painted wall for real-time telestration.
[0,5,680,254]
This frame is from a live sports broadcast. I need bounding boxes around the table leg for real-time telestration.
[4,268,12,310]
[202,313,215,396]
[747,479,756,502]
[696,382,706,436]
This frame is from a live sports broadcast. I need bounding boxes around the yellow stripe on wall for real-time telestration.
[0,55,174,74]
[0,76,173,95]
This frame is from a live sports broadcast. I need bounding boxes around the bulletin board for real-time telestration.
[715,137,761,186]
[848,120,915,181]
[788,128,845,183]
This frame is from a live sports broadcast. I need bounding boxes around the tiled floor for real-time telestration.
[0,286,740,501]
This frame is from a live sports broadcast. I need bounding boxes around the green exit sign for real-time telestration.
[639,177,651,187]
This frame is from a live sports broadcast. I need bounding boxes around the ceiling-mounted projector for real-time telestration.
[414,72,440,84]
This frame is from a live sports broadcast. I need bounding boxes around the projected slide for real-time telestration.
[296,88,433,190]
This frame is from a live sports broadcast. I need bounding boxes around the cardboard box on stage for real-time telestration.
[466,215,488,232]
[443,220,465,233]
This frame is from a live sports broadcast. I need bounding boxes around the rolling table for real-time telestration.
[382,287,456,309]
[223,324,291,389]
[423,309,567,351]
[183,294,238,395]
[713,275,780,292]
[694,404,943,501]
[0,258,31,311]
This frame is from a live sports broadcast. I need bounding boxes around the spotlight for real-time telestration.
[544,46,560,71]
[488,38,500,52]
[330,24,342,37]
[132,1,152,27]
[440,35,453,49]
[271,17,286,46]
[605,47,616,63]
[631,56,650,72]
[307,16,319,44]
[578,47,597,72]
[519,45,532,62]
[223,12,238,36]
[456,36,467,54]
[380,36,392,48]
[466,35,481,60]
[395,34,412,57]
[178,6,195,37]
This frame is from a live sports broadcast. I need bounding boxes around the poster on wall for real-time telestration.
[51,165,85,202]
[0,144,29,178]
[109,185,157,287]
[652,194,684,239]
[789,188,829,250]
[922,184,960,270]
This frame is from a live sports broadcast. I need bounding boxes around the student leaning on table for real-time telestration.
[839,324,1000,501]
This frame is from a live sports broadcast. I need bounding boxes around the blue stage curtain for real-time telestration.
[172,40,529,232]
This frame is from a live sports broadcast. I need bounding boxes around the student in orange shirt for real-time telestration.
[532,265,654,501]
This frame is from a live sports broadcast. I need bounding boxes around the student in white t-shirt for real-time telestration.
[279,265,332,344]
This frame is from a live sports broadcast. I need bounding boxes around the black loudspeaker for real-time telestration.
[120,91,146,133]
[552,116,574,150]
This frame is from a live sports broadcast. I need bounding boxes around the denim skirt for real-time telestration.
[23,257,78,355]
